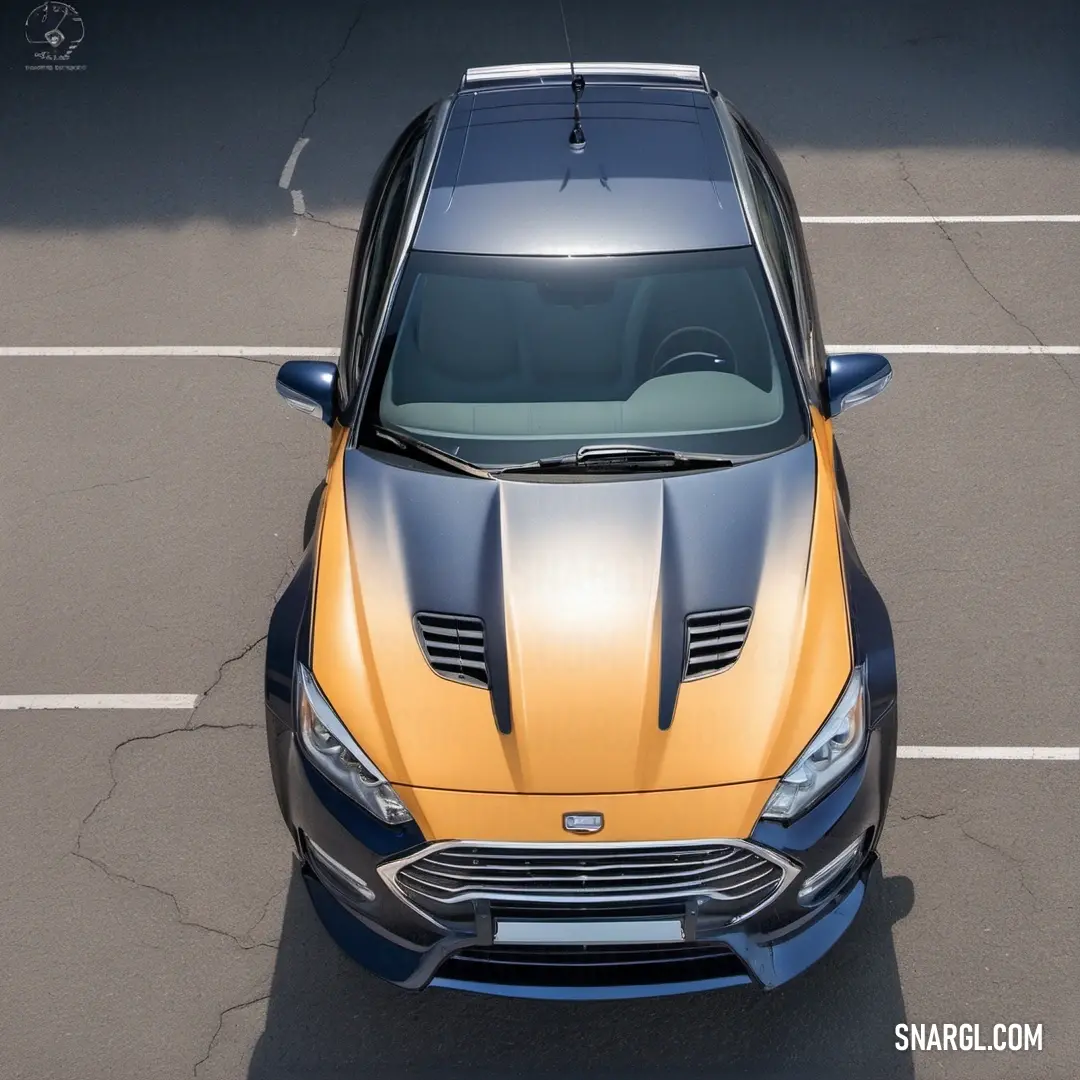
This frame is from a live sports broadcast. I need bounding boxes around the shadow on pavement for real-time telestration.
[2,0,1078,231]
[834,440,853,522]
[302,482,326,548]
[247,862,915,1080]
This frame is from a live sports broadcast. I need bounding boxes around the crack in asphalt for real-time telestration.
[217,353,285,368]
[896,807,954,821]
[895,151,1079,392]
[70,635,275,949]
[301,210,359,233]
[72,845,276,954]
[244,881,289,944]
[296,5,366,141]
[193,991,272,1078]
[273,557,299,604]
[44,471,157,497]
[893,804,1037,901]
[195,634,269,706]
[282,7,366,233]
[958,822,1038,903]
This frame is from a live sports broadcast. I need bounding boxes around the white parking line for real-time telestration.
[0,347,340,357]
[0,694,1076,758]
[278,137,310,189]
[802,214,1080,224]
[899,746,1079,760]
[0,694,199,710]
[833,344,1080,355]
[2,345,1079,359]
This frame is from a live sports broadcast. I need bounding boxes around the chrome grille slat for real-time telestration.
[421,869,747,883]
[384,840,793,925]
[683,606,753,680]
[399,879,767,899]
[429,849,748,865]
[407,858,761,888]
[422,850,756,875]
[706,866,778,898]
[430,844,752,860]
[401,861,768,891]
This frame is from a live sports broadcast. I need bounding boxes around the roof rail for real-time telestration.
[460,62,705,90]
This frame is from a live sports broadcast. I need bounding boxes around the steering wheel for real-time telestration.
[650,326,735,378]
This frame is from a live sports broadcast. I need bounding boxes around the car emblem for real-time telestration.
[563,812,604,834]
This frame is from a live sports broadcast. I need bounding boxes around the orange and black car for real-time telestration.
[265,63,897,999]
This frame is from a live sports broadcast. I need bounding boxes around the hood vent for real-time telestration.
[683,608,753,681]
[413,612,489,689]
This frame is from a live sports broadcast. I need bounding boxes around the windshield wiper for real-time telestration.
[372,426,492,479]
[493,443,737,476]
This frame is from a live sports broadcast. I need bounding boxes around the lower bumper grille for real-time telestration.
[438,941,748,988]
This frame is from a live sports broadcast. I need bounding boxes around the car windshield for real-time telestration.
[364,248,807,468]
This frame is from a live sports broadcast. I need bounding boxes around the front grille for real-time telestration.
[438,940,748,988]
[413,612,488,688]
[683,607,753,680]
[383,841,792,926]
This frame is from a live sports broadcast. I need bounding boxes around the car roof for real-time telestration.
[412,75,751,257]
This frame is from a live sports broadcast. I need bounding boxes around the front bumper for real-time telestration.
[266,704,897,1000]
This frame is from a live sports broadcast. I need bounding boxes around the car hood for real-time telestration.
[310,437,852,795]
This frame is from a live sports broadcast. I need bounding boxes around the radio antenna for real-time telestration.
[558,0,586,151]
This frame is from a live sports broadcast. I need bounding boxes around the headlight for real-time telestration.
[760,665,867,822]
[296,664,413,826]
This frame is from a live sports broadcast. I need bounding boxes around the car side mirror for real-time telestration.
[276,360,338,426]
[825,353,892,417]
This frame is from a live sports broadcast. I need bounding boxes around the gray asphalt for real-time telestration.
[1,1,1077,1078]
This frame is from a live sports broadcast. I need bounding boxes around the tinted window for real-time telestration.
[744,155,799,334]
[362,249,807,467]
[757,151,827,390]
[338,114,428,408]
[356,161,414,344]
